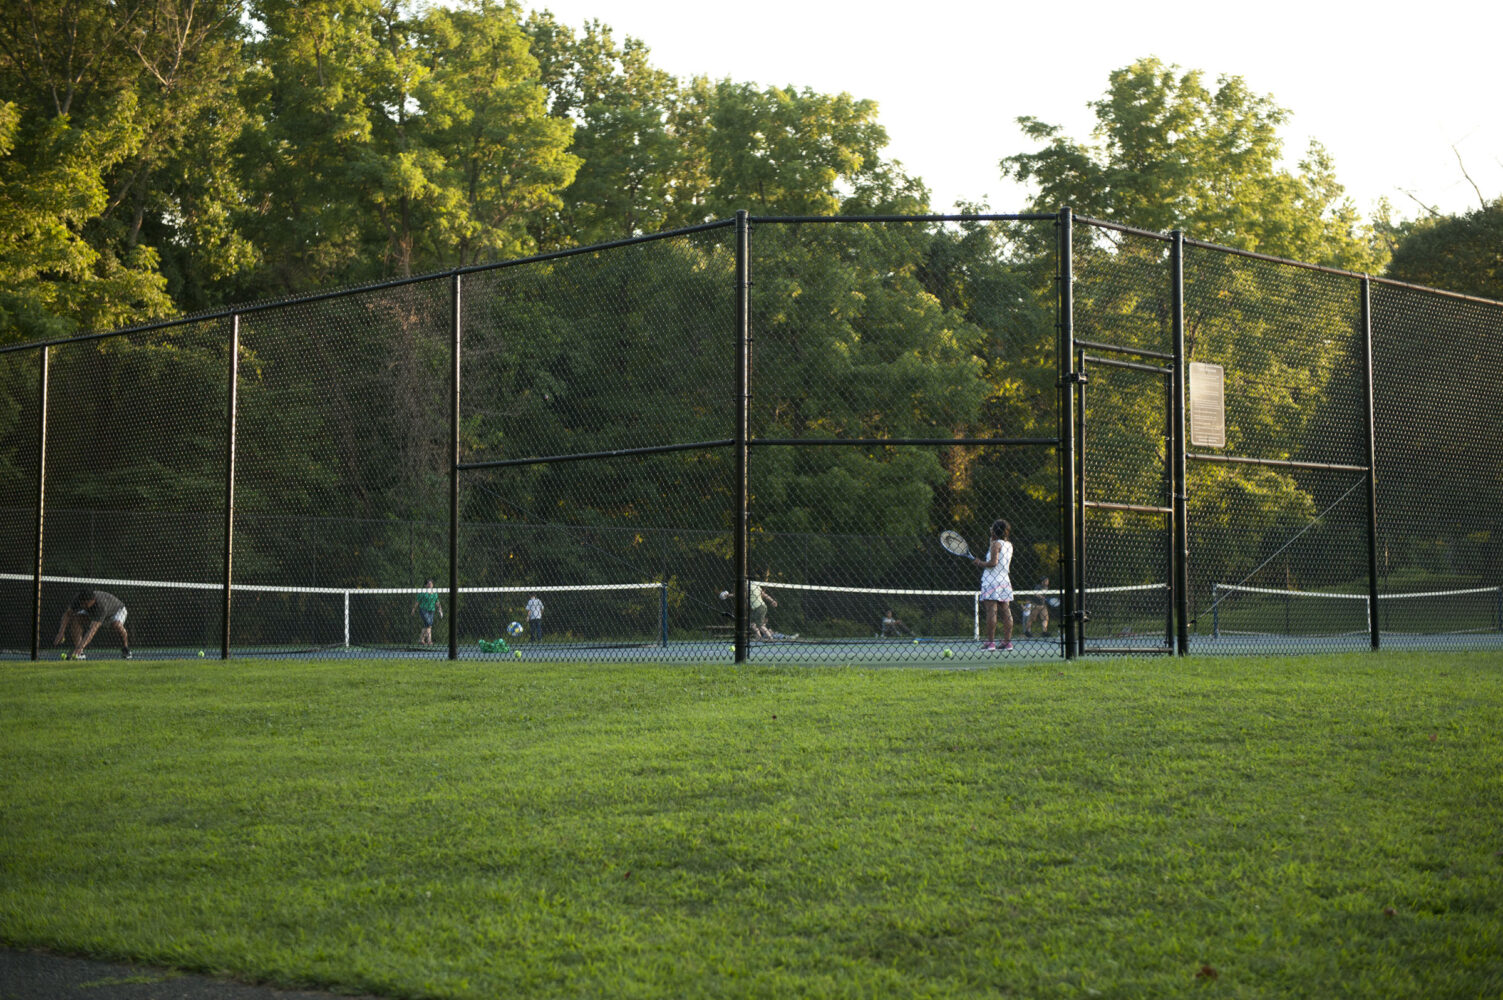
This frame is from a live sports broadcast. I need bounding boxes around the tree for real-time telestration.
[1002,57,1384,272]
[523,13,686,245]
[0,0,249,340]
[681,78,923,220]
[1383,201,1503,301]
[237,0,577,293]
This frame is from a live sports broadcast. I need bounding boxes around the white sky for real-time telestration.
[523,0,1502,223]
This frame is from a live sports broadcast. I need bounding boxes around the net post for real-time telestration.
[659,583,668,647]
[734,210,750,663]
[1211,583,1219,639]
[1359,277,1381,650]
[1056,208,1078,659]
[344,591,351,648]
[1074,347,1087,650]
[220,314,240,661]
[30,345,48,661]
[448,272,462,661]
[1170,231,1191,655]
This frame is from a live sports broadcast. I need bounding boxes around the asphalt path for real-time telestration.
[0,949,386,1000]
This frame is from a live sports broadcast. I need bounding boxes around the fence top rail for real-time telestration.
[0,219,738,357]
[7,210,1501,359]
[1072,214,1503,308]
[749,213,1057,224]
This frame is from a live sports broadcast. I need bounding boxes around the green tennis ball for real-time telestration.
[942,648,954,659]
[198,650,205,658]
[59,652,67,660]
[513,649,521,659]
[912,639,919,644]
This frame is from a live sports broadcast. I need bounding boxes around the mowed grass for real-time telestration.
[2,653,1501,999]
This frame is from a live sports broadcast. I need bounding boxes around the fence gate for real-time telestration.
[1072,339,1177,655]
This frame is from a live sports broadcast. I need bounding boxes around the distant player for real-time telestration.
[1022,576,1058,637]
[880,609,911,637]
[412,579,443,645]
[524,593,544,641]
[719,580,794,640]
[55,590,131,660]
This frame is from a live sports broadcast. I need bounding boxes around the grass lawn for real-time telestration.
[2,652,1501,999]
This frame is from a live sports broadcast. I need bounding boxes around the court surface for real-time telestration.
[9,629,1498,665]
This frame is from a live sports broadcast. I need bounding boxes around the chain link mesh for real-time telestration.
[1372,283,1503,645]
[0,214,1499,661]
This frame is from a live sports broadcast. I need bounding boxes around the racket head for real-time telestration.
[938,530,972,558]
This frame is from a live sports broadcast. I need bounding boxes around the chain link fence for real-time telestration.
[0,212,1499,662]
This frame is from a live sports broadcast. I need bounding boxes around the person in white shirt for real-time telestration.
[524,594,544,641]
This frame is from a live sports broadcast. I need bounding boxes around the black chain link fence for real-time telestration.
[0,213,1499,662]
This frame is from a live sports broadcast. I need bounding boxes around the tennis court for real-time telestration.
[7,567,1498,665]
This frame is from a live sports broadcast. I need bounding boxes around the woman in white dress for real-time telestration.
[973,519,1014,651]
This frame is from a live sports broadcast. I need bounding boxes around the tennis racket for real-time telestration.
[938,530,975,560]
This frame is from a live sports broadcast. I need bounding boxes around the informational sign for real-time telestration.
[1189,362,1226,448]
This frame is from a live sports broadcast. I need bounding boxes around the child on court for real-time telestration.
[972,519,1014,651]
[412,578,443,645]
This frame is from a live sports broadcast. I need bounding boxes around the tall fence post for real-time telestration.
[1360,277,1381,649]
[449,272,462,661]
[220,315,240,660]
[1057,209,1078,659]
[1170,232,1191,654]
[30,345,48,661]
[734,210,750,664]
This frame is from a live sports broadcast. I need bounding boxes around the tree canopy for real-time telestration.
[1383,201,1503,300]
[1002,57,1386,273]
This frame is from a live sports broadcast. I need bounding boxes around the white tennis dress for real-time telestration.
[979,539,1013,603]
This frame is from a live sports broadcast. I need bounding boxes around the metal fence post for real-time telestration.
[1171,232,1191,654]
[449,272,462,661]
[221,315,240,659]
[31,345,48,661]
[1360,277,1381,649]
[1057,209,1078,659]
[734,210,750,664]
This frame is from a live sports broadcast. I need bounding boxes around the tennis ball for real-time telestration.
[942,648,954,659]
[59,652,67,660]
[513,649,521,659]
[912,639,919,645]
[198,650,205,658]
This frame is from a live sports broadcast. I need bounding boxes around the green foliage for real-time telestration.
[1004,57,1386,272]
[238,0,577,293]
[524,14,689,244]
[0,0,252,335]
[1384,201,1503,301]
[0,95,171,343]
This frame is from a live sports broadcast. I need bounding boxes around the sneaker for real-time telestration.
[122,648,132,660]
[1023,631,1033,638]
[1002,642,1014,651]
[71,653,86,660]
[984,642,996,651]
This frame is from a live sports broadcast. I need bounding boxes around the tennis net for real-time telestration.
[0,573,669,654]
[752,581,1163,642]
[1209,583,1503,638]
